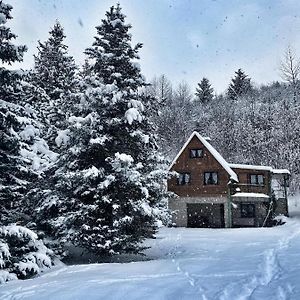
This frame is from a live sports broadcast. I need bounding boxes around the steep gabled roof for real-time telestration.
[169,131,239,182]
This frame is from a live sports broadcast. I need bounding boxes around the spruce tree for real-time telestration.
[36,4,169,256]
[31,21,78,149]
[0,224,54,282]
[227,68,252,100]
[0,1,56,225]
[195,77,214,104]
[0,1,30,224]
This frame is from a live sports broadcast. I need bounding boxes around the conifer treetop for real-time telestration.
[47,21,66,48]
[32,20,77,100]
[85,4,144,90]
[227,68,252,100]
[195,77,214,104]
[0,1,27,64]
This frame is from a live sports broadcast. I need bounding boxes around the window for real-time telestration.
[190,149,203,158]
[249,174,264,185]
[177,173,191,185]
[241,203,255,218]
[204,172,218,185]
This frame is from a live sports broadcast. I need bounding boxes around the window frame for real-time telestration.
[240,203,255,218]
[189,148,204,159]
[203,171,219,185]
[249,174,265,186]
[177,172,191,185]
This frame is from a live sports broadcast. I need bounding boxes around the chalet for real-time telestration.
[168,131,290,228]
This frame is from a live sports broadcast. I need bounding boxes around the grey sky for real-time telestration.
[7,0,300,93]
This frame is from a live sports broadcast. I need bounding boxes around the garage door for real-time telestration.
[187,203,225,228]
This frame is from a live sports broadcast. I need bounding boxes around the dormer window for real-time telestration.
[177,173,191,185]
[190,149,203,158]
[204,172,218,185]
[249,174,264,186]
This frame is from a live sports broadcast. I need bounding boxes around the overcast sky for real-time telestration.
[6,0,300,93]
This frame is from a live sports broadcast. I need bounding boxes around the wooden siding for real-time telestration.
[232,168,271,195]
[168,136,230,197]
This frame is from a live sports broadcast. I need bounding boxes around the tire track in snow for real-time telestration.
[220,222,300,300]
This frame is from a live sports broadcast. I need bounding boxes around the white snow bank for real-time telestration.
[2,216,300,299]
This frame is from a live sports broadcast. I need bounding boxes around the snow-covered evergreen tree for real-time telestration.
[227,68,253,100]
[195,77,214,104]
[31,21,78,148]
[0,1,32,223]
[0,1,56,224]
[0,1,26,102]
[0,224,54,283]
[35,4,170,256]
[0,2,56,283]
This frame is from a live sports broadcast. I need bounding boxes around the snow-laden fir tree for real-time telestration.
[0,224,54,283]
[0,1,30,223]
[0,2,57,224]
[227,68,253,100]
[195,77,214,104]
[0,1,56,282]
[31,21,78,149]
[35,4,170,256]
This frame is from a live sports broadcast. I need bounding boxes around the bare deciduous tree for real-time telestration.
[280,46,300,103]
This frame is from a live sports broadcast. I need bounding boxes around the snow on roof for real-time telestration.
[169,131,238,182]
[229,163,273,171]
[272,169,291,175]
[232,192,269,198]
[229,164,290,175]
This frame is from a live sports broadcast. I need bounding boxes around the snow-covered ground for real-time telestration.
[1,198,300,300]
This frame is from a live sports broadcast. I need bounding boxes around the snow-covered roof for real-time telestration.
[229,164,290,175]
[232,192,269,198]
[229,163,273,171]
[169,131,238,182]
[272,169,291,175]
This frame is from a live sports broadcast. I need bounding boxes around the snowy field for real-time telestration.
[1,198,300,300]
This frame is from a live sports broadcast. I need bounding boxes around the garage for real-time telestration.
[187,203,225,228]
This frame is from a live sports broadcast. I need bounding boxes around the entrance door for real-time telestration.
[187,203,225,228]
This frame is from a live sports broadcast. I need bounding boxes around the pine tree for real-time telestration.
[195,77,214,104]
[227,68,252,100]
[31,21,78,148]
[0,1,56,225]
[32,21,77,100]
[0,1,30,224]
[0,225,54,283]
[35,4,169,256]
[0,1,26,102]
